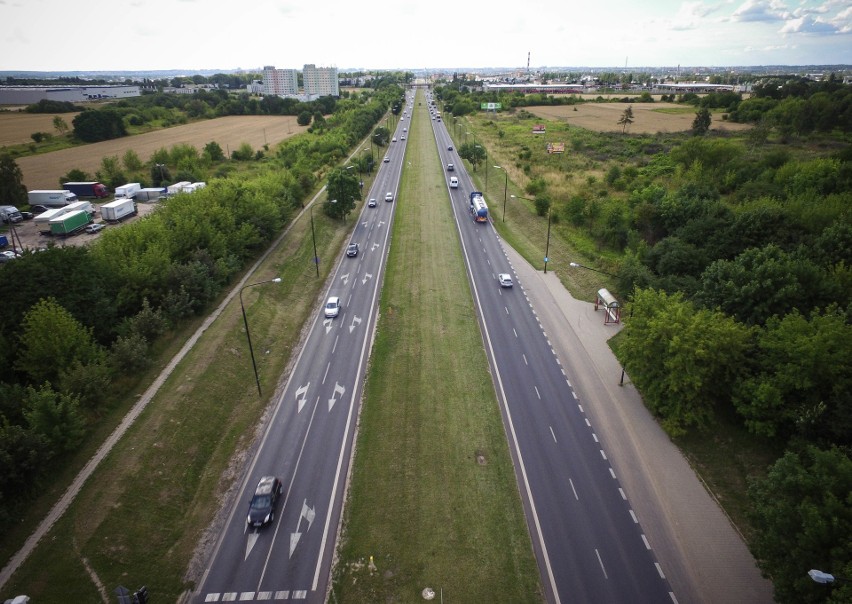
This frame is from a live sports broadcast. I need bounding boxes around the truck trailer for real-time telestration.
[49,209,92,236]
[167,181,191,196]
[34,207,72,223]
[62,200,95,216]
[62,182,109,199]
[114,183,141,199]
[136,187,166,201]
[100,198,137,222]
[28,190,78,207]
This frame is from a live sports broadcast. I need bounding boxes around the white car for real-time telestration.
[368,198,377,207]
[498,273,514,288]
[324,296,341,318]
[385,192,394,202]
[383,156,390,163]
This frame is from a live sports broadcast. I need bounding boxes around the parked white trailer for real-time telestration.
[34,207,72,223]
[136,187,166,201]
[28,190,77,207]
[114,183,141,199]
[167,181,191,195]
[62,200,95,216]
[100,198,137,222]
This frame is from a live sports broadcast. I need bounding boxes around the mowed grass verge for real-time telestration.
[333,93,541,602]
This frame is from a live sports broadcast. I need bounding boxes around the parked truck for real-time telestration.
[114,183,141,199]
[100,198,137,222]
[0,205,23,224]
[49,209,92,236]
[62,182,109,199]
[136,187,166,201]
[28,190,78,208]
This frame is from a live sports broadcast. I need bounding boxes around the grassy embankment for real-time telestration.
[332,92,542,602]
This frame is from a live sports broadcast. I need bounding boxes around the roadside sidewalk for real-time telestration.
[501,242,774,604]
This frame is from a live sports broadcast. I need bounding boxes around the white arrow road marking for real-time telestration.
[362,220,368,227]
[379,221,385,227]
[328,382,345,411]
[341,272,350,285]
[245,529,259,559]
[295,383,309,412]
[372,242,380,251]
[323,318,333,334]
[289,499,316,558]
[349,315,362,333]
[362,273,373,285]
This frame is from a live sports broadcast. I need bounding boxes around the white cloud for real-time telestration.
[732,0,788,22]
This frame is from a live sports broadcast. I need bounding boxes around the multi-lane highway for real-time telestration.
[427,95,676,603]
[194,88,674,603]
[193,94,415,603]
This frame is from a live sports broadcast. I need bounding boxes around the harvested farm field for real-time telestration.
[527,102,751,134]
[14,115,306,190]
[0,111,82,147]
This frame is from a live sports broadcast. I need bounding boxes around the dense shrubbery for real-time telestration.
[24,99,82,113]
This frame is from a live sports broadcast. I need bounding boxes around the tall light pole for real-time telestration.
[240,277,282,396]
[310,205,319,277]
[155,163,166,186]
[544,207,552,274]
[494,165,508,222]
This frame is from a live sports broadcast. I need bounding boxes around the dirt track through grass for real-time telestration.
[334,90,540,602]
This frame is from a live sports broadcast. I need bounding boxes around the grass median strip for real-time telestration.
[333,91,541,602]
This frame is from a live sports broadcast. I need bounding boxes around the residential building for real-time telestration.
[262,66,298,96]
[303,64,339,98]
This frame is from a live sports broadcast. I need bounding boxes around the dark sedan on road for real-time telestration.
[246,476,283,528]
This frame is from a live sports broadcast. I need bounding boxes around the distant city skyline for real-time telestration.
[1,0,850,72]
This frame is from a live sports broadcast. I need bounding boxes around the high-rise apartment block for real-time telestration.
[262,66,299,96]
[302,64,339,97]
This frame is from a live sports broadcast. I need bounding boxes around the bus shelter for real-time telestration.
[594,288,621,325]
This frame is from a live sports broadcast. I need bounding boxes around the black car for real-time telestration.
[246,476,283,528]
[346,242,359,257]
[29,205,50,214]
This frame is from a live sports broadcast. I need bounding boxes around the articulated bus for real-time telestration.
[469,191,488,223]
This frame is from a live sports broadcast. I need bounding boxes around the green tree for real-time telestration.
[733,309,852,443]
[692,107,712,136]
[122,149,143,172]
[619,288,752,436]
[72,108,127,142]
[297,111,312,126]
[324,167,361,221]
[747,446,852,604]
[52,115,69,135]
[95,155,127,189]
[0,155,28,207]
[15,298,103,386]
[203,141,225,162]
[372,126,390,147]
[59,168,90,188]
[617,106,634,134]
[23,383,87,454]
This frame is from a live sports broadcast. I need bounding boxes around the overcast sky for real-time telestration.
[1,0,850,72]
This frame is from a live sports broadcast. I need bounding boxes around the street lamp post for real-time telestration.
[569,261,617,278]
[494,165,508,222]
[155,163,166,186]
[310,205,319,277]
[240,277,282,397]
[544,208,552,274]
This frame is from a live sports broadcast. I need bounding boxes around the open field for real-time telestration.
[14,115,306,189]
[0,111,82,146]
[527,102,751,134]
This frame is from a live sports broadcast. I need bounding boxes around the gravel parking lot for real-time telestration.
[7,201,159,252]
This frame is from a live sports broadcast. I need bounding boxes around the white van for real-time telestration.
[449,176,459,188]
